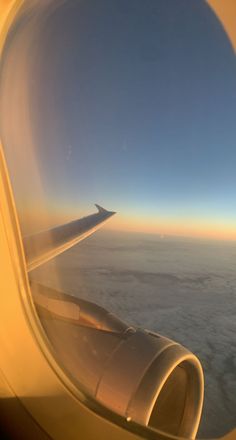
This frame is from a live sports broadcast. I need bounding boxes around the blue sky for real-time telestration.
[2,0,236,238]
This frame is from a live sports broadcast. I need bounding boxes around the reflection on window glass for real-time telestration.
[0,1,236,438]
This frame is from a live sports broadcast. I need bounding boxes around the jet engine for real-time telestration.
[33,282,204,440]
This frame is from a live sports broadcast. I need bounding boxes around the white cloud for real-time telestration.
[31,231,236,437]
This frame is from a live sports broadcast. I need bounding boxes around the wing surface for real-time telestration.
[23,204,116,272]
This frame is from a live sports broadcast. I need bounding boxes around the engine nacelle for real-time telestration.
[95,327,204,439]
[34,283,204,440]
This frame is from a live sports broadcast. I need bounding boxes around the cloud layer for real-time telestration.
[32,230,236,438]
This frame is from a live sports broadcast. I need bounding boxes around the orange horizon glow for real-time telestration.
[18,206,236,242]
[105,214,236,241]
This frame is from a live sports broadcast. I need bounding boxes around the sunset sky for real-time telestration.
[1,0,236,239]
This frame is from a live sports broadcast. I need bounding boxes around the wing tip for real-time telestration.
[95,204,116,215]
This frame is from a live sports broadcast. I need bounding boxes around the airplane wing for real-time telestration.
[23,204,116,272]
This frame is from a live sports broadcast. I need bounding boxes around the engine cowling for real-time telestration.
[34,283,204,440]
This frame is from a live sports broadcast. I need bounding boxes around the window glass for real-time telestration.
[1,1,236,438]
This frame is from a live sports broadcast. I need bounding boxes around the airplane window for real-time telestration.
[0,1,236,439]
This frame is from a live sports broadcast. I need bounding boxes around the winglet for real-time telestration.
[95,204,108,213]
